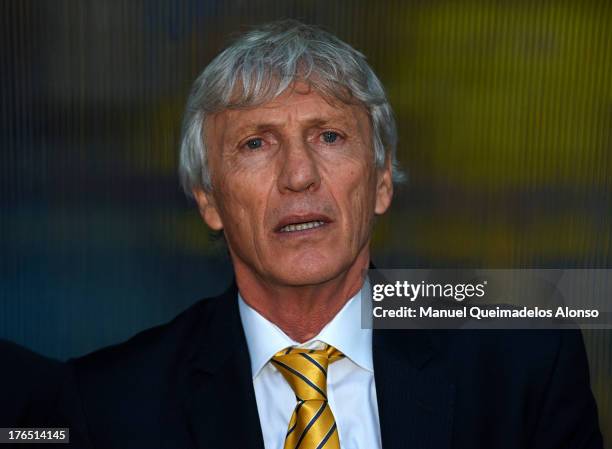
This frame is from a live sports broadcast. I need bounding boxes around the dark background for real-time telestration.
[1,0,610,444]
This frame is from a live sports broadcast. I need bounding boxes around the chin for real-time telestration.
[271,254,348,286]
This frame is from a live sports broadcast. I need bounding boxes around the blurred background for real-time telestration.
[1,0,610,443]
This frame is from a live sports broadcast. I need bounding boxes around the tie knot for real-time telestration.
[271,344,344,401]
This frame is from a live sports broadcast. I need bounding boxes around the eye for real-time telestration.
[245,138,263,150]
[321,131,340,144]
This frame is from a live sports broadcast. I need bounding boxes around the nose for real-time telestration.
[277,136,321,193]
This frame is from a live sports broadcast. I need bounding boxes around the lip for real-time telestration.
[274,213,333,233]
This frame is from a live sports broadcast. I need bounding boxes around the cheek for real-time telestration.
[216,176,269,239]
[350,184,376,229]
[339,163,378,234]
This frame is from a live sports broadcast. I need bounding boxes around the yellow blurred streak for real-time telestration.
[386,210,610,265]
[389,2,612,190]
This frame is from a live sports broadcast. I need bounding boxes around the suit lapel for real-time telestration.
[373,328,455,449]
[179,284,265,449]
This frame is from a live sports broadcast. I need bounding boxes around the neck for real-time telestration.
[233,250,370,343]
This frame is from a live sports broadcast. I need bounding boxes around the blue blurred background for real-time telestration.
[1,0,610,443]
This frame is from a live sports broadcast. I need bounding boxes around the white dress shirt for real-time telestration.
[238,288,382,449]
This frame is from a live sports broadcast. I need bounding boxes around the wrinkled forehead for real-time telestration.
[233,80,363,115]
[219,72,365,113]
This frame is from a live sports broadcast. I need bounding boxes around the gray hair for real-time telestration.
[179,19,405,196]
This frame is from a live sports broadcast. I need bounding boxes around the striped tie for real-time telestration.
[271,344,345,449]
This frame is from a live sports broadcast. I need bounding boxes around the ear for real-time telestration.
[374,158,393,215]
[192,187,224,231]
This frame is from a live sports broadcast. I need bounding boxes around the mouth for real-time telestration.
[279,220,326,233]
[274,215,332,234]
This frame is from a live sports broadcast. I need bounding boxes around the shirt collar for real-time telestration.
[238,285,373,378]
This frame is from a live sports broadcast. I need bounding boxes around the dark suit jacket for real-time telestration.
[62,283,603,449]
[0,339,65,428]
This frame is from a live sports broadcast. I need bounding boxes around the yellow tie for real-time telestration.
[271,344,344,449]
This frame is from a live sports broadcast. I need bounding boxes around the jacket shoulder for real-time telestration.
[69,292,227,389]
[63,292,236,447]
[0,340,64,426]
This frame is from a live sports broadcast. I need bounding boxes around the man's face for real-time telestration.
[193,83,393,287]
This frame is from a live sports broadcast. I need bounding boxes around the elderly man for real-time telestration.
[64,20,602,449]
